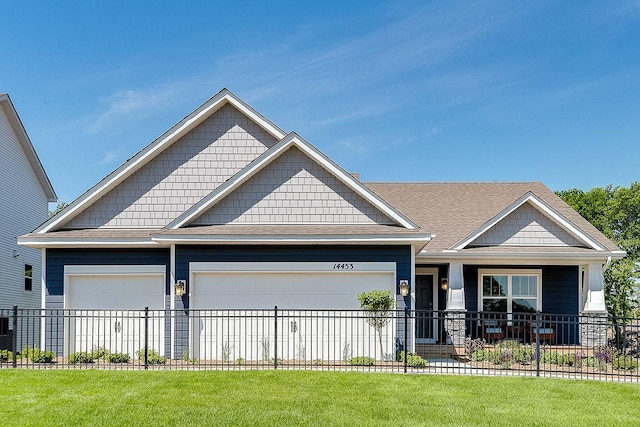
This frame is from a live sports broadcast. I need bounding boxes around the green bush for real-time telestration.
[0,349,13,362]
[106,352,130,364]
[350,356,375,366]
[540,351,577,367]
[612,355,639,371]
[22,347,56,363]
[136,348,166,365]
[91,347,109,360]
[68,351,95,364]
[397,352,428,368]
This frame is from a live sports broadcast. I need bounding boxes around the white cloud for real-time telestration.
[97,150,119,165]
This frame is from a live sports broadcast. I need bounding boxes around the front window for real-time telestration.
[479,270,541,314]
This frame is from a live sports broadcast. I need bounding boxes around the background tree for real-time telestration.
[48,201,68,218]
[357,290,394,360]
[557,183,640,330]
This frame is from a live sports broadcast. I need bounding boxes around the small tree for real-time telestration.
[358,290,394,360]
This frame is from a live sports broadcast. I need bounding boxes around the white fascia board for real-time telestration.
[152,233,432,245]
[35,89,286,234]
[453,192,607,251]
[419,250,624,263]
[17,237,162,248]
[169,133,419,230]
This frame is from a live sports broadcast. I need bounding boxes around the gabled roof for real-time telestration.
[168,132,418,230]
[367,182,623,258]
[35,88,285,233]
[0,94,57,202]
[452,191,606,251]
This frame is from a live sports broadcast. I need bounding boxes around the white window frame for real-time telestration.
[477,269,542,314]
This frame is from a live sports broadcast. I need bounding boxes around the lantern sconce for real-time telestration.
[441,278,449,291]
[399,280,410,297]
[175,280,186,297]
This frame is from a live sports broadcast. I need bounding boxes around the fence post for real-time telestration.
[144,307,149,370]
[274,306,278,370]
[404,308,408,374]
[535,311,541,377]
[12,306,18,368]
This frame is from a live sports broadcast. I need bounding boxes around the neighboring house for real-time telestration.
[18,89,624,359]
[1,94,57,349]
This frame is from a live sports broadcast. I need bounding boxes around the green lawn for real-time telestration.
[0,370,639,426]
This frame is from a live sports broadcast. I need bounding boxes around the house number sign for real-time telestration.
[333,263,354,270]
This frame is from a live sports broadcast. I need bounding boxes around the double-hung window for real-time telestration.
[479,269,541,314]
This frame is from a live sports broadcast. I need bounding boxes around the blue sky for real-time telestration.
[2,1,639,204]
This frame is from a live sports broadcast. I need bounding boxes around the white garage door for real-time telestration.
[64,265,165,358]
[189,262,397,362]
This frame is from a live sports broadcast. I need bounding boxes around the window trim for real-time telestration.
[477,269,542,314]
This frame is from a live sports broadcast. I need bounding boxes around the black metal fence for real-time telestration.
[1,307,638,381]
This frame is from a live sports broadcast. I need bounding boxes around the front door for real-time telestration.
[415,275,436,343]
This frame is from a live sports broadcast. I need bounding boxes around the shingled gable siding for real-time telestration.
[65,104,279,229]
[173,245,412,359]
[192,147,393,225]
[472,204,583,247]
[464,265,579,344]
[45,249,170,355]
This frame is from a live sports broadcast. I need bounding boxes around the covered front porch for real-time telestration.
[406,259,611,349]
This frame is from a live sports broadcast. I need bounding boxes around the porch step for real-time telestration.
[415,344,458,358]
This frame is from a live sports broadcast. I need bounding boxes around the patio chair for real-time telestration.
[529,315,556,344]
[480,315,506,342]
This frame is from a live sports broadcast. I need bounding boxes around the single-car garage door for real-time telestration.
[64,265,165,357]
[189,262,396,362]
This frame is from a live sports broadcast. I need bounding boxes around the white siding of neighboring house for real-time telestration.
[0,106,49,310]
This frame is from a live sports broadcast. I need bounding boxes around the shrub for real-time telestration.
[350,356,375,366]
[91,347,109,360]
[68,351,95,364]
[540,351,576,366]
[0,349,12,362]
[612,355,639,371]
[106,352,130,363]
[397,351,428,368]
[136,348,166,365]
[22,347,56,363]
[464,337,486,356]
[470,349,490,362]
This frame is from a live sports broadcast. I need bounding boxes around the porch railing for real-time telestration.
[0,307,638,381]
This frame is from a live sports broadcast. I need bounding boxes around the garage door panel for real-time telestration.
[191,272,394,310]
[64,269,165,358]
[190,263,396,361]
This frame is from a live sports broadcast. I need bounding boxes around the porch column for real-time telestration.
[444,262,466,346]
[581,262,608,346]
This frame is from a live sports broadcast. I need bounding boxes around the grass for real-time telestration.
[0,370,639,426]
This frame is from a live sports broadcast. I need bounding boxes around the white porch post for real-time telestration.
[446,262,465,310]
[581,261,608,346]
[583,262,607,312]
[444,261,466,346]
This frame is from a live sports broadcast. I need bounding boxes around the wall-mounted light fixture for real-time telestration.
[440,278,449,291]
[399,280,409,297]
[175,280,186,297]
